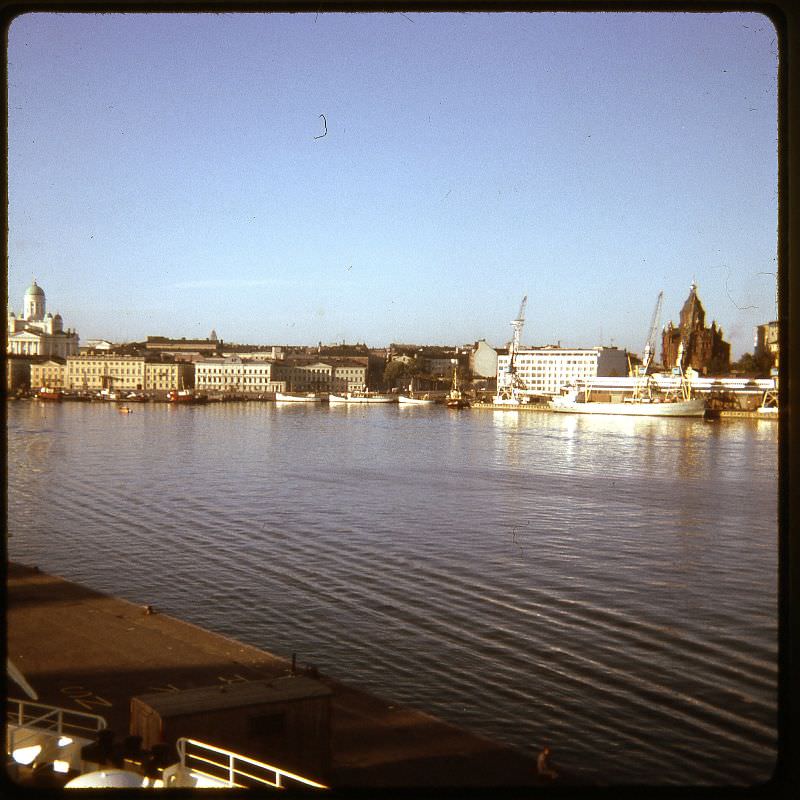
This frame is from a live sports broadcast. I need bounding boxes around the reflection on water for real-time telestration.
[6,401,778,785]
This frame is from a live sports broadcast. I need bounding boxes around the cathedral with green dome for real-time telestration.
[7,280,80,358]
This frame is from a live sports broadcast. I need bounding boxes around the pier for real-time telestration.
[6,562,546,787]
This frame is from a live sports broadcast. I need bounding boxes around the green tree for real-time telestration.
[383,359,409,389]
[731,351,774,377]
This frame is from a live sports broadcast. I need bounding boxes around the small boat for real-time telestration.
[167,389,208,405]
[36,387,63,401]
[492,395,529,406]
[398,394,436,405]
[275,391,323,403]
[328,392,396,404]
[118,406,133,414]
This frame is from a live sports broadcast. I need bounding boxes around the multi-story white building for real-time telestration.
[7,280,80,357]
[497,346,629,397]
[194,356,285,394]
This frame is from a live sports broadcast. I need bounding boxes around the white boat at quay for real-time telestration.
[397,395,436,405]
[548,388,706,417]
[328,392,396,404]
[274,391,323,403]
[548,292,706,419]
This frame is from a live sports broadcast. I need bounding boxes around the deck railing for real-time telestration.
[174,737,327,789]
[6,697,107,753]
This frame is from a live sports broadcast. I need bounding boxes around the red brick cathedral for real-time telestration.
[662,283,731,376]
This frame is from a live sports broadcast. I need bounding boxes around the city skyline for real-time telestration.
[7,11,778,357]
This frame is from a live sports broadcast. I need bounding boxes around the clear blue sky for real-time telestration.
[7,11,778,357]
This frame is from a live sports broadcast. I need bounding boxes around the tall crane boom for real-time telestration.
[641,291,663,374]
[509,295,527,381]
[515,295,528,326]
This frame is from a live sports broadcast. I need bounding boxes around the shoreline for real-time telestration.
[8,395,777,419]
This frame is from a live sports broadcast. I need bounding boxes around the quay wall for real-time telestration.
[6,562,548,788]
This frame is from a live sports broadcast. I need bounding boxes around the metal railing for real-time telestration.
[7,697,107,753]
[174,737,327,789]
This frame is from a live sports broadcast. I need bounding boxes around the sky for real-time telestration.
[6,11,779,357]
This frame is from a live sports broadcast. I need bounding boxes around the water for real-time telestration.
[6,400,778,785]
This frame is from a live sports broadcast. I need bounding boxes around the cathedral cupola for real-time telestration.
[24,280,46,321]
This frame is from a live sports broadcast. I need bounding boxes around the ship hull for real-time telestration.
[328,393,396,404]
[398,395,436,405]
[548,398,705,417]
[275,392,323,403]
[167,390,207,405]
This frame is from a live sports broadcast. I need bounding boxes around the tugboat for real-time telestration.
[446,363,470,409]
[36,387,63,402]
[166,389,208,405]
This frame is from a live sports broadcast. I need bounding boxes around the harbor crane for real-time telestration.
[640,290,663,375]
[497,295,527,402]
[629,290,663,401]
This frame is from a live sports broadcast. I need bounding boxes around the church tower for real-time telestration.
[662,282,730,375]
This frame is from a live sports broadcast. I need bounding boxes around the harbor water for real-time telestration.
[6,400,778,785]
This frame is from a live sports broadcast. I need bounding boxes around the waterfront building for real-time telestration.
[661,283,731,375]
[145,360,196,394]
[194,356,284,394]
[469,340,498,379]
[7,280,80,358]
[497,346,629,398]
[66,355,147,392]
[276,360,332,393]
[30,357,67,391]
[331,360,368,393]
[271,358,368,393]
[65,354,194,393]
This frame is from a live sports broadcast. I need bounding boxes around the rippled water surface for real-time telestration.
[6,400,778,784]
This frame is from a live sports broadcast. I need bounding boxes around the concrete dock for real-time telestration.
[6,562,547,787]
